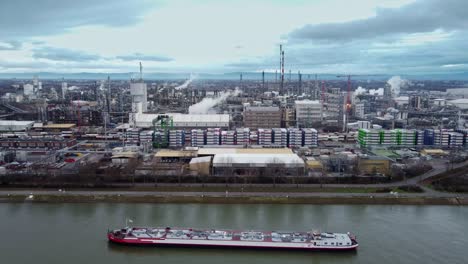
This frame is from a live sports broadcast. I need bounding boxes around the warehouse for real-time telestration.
[197,147,293,156]
[0,120,34,132]
[212,153,305,176]
[134,113,230,129]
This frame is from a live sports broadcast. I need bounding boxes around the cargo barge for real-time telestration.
[107,226,358,251]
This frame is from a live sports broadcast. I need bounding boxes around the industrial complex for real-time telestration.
[0,58,467,186]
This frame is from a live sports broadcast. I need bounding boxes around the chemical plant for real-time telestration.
[0,51,468,187]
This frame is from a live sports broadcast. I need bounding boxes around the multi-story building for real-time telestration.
[354,103,365,118]
[295,100,322,128]
[243,106,281,129]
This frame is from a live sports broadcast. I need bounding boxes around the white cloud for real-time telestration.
[1,0,467,74]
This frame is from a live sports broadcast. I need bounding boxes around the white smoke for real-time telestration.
[387,76,408,97]
[175,73,197,90]
[189,88,241,114]
[369,88,384,96]
[354,86,367,96]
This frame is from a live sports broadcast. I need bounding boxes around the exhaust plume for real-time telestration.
[387,76,408,97]
[369,88,384,96]
[354,86,367,96]
[175,73,197,90]
[189,88,241,114]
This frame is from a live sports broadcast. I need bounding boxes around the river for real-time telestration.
[0,203,466,264]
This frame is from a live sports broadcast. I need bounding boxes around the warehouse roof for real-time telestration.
[43,124,76,129]
[190,156,212,164]
[112,152,138,159]
[0,120,35,132]
[213,153,304,168]
[171,114,230,124]
[0,120,34,126]
[155,149,197,158]
[198,147,293,156]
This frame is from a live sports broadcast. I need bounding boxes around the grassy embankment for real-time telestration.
[0,193,466,205]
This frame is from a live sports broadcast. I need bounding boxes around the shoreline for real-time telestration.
[1,192,467,205]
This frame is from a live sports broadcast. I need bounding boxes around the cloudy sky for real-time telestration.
[0,0,467,74]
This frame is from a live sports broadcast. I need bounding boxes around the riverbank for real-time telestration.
[1,191,467,205]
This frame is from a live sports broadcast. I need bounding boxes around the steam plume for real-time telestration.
[175,73,197,90]
[387,76,408,97]
[354,86,367,96]
[189,88,241,114]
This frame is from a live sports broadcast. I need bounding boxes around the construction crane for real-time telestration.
[336,74,359,114]
[336,74,361,132]
[152,115,173,148]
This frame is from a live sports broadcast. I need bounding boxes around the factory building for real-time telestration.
[354,103,365,118]
[243,106,282,129]
[448,99,468,109]
[358,128,466,148]
[212,153,305,176]
[130,82,148,112]
[295,100,322,127]
[134,113,230,129]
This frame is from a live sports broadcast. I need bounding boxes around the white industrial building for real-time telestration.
[61,81,67,100]
[130,81,148,112]
[394,96,409,106]
[0,120,35,132]
[448,99,468,110]
[23,84,34,96]
[212,153,305,176]
[295,100,322,127]
[134,113,230,129]
[446,88,468,97]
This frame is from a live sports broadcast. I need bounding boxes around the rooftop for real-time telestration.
[198,147,293,156]
[155,150,198,158]
[295,100,321,105]
[213,153,304,167]
[0,120,35,126]
[245,106,280,112]
[42,124,76,129]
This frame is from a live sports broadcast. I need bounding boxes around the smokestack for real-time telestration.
[281,50,285,95]
[298,71,302,95]
[279,44,282,80]
[107,76,111,113]
[139,62,143,81]
[262,71,265,90]
[279,45,283,95]
[240,73,243,90]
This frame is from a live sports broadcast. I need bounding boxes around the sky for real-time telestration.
[0,0,467,75]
